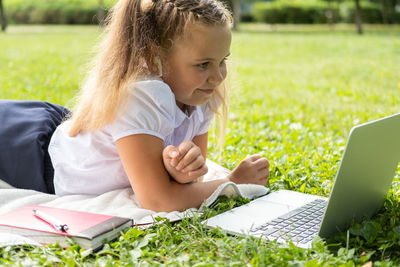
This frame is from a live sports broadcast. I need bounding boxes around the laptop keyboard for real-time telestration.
[250,199,327,244]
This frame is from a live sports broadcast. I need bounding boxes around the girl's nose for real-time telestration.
[208,67,225,86]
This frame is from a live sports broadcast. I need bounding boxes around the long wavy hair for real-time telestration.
[68,0,232,144]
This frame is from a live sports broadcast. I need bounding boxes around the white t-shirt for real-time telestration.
[49,79,216,196]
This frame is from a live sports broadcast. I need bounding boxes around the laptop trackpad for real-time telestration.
[205,200,292,235]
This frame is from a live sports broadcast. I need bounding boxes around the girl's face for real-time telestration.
[162,23,231,110]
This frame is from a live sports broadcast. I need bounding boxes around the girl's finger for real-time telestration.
[188,165,208,178]
[258,177,269,186]
[256,168,270,180]
[174,142,194,170]
[177,141,194,158]
[182,156,204,172]
[254,157,269,170]
[176,146,201,171]
[163,145,180,167]
[246,154,261,161]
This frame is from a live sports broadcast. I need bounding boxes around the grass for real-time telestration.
[1,23,400,266]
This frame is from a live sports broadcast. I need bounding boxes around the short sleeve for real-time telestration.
[106,80,176,142]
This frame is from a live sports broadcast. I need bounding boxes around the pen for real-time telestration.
[33,209,69,232]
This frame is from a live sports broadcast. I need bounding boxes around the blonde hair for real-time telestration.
[68,0,232,146]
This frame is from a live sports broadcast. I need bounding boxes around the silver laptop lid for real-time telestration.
[319,113,400,238]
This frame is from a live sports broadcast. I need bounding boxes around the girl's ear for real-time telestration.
[154,56,163,77]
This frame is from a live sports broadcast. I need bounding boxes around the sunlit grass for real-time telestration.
[1,24,400,265]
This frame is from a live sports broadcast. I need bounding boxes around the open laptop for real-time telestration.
[203,113,400,248]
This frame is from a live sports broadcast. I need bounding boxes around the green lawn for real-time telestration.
[1,24,400,266]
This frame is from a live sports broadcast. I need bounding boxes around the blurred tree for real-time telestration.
[0,0,6,31]
[222,0,241,30]
[231,0,241,30]
[98,0,106,25]
[325,0,336,26]
[322,0,363,34]
[370,0,400,23]
[354,0,363,34]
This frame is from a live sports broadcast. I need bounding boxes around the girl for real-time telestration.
[49,0,269,212]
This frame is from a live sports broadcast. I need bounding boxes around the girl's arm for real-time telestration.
[192,132,208,182]
[192,132,208,160]
[116,134,229,212]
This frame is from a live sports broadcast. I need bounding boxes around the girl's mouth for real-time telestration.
[199,89,214,94]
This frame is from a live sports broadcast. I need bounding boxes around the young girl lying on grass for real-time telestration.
[49,0,269,212]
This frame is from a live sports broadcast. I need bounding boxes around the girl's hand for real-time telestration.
[227,154,269,186]
[162,140,208,184]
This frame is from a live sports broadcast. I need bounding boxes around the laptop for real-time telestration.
[203,113,400,248]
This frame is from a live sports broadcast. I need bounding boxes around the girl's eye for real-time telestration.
[198,62,209,69]
[220,57,228,65]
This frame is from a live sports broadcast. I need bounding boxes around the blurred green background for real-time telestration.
[1,0,400,26]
